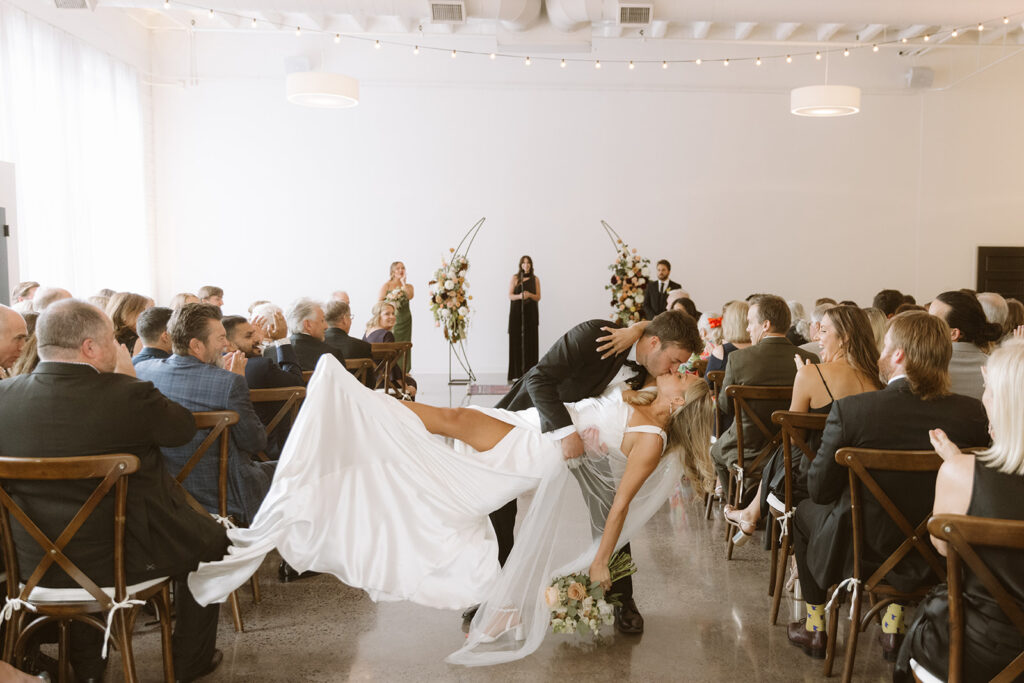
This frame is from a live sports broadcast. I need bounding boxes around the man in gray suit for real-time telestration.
[711,294,819,491]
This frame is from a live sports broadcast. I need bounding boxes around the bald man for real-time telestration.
[0,305,29,378]
[32,287,72,311]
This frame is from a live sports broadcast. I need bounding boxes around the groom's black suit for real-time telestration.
[493,319,644,604]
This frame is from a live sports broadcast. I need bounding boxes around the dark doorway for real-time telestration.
[977,246,1024,299]
[0,207,8,306]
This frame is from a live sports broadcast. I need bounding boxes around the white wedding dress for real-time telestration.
[188,354,682,666]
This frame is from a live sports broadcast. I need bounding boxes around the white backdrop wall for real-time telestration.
[147,33,1024,373]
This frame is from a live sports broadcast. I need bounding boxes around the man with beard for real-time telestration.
[787,311,989,662]
[136,303,274,525]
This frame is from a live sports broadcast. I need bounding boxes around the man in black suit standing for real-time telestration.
[132,306,173,366]
[787,311,989,660]
[642,259,680,320]
[487,310,702,634]
[286,298,346,371]
[0,300,227,682]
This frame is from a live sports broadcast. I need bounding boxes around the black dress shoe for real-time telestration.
[878,632,904,662]
[175,649,222,683]
[787,619,828,659]
[613,598,644,634]
[278,561,321,583]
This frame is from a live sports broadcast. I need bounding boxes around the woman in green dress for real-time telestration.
[378,260,414,372]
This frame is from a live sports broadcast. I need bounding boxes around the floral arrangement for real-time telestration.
[605,241,650,325]
[384,286,408,307]
[428,249,471,343]
[544,552,636,637]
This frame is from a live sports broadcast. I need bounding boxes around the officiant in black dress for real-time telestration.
[507,255,541,381]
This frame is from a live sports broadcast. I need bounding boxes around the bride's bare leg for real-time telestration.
[401,402,514,452]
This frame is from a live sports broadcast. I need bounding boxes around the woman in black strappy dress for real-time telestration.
[507,255,541,382]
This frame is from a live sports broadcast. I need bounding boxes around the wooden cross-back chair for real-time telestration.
[702,370,726,520]
[825,448,947,682]
[249,387,306,462]
[767,410,828,625]
[0,454,175,683]
[301,370,313,383]
[345,358,375,387]
[178,411,258,633]
[926,514,1024,683]
[723,384,793,559]
[370,342,412,396]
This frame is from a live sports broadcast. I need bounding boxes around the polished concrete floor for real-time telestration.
[118,374,895,682]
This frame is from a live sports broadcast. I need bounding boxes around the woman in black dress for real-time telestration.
[507,255,541,382]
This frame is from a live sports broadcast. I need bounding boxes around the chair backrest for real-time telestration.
[248,387,305,461]
[371,342,412,393]
[771,410,829,510]
[928,514,1024,683]
[836,448,946,593]
[345,358,376,386]
[0,454,140,606]
[705,370,725,437]
[724,384,793,471]
[178,411,239,518]
[301,370,313,383]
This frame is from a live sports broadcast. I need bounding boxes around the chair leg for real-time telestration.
[251,572,262,605]
[114,609,139,683]
[768,516,779,597]
[704,490,715,520]
[58,620,72,683]
[156,586,175,683]
[841,592,863,683]
[724,476,735,543]
[770,532,791,626]
[824,591,841,677]
[228,588,245,632]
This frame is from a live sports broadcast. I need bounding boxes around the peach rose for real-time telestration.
[544,586,560,609]
[567,582,587,602]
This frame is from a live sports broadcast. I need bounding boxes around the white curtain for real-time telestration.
[0,2,153,296]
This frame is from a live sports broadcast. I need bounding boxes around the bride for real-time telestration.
[188,353,714,665]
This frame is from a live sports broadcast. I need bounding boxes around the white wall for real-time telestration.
[146,33,1024,373]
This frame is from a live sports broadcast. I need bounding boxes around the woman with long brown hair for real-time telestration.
[507,255,541,381]
[105,292,152,356]
[724,305,884,541]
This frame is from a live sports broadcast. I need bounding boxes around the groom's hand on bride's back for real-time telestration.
[560,432,585,461]
[596,322,648,359]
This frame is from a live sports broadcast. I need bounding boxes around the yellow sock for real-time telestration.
[805,603,826,632]
[881,603,905,634]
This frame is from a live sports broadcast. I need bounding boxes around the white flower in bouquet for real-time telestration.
[458,306,468,316]
[444,280,455,290]
[544,586,560,610]
[441,308,450,317]
[641,264,650,276]
[581,596,594,612]
[459,270,467,277]
[624,297,634,308]
[636,293,644,303]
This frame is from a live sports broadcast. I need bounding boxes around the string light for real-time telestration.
[334,33,341,43]
[815,51,822,60]
[978,22,985,31]
[561,58,566,68]
[695,58,702,65]
[374,39,381,49]
[412,45,419,54]
[208,8,213,17]
[295,26,301,37]
[451,49,457,58]
[251,17,257,28]
[1005,16,1010,24]
[525,56,531,66]
[163,0,169,7]
[786,54,792,63]
[489,52,496,60]
[923,34,930,41]
[595,60,601,69]
[628,60,635,70]
[872,43,879,51]
[901,37,907,43]
[662,60,668,69]
[843,48,850,56]
[755,57,762,66]
[723,58,729,67]
[951,29,959,37]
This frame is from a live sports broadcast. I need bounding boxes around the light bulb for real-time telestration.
[628,60,635,70]
[451,49,457,58]
[208,8,213,17]
[413,45,419,54]
[595,60,601,69]
[295,26,301,37]
[374,40,381,49]
[489,53,496,60]
[251,17,257,28]
[872,44,879,52]
[525,56,531,66]
[923,34,930,41]
[561,58,566,68]
[951,29,959,37]
[695,58,702,65]
[1004,16,1010,24]
[163,0,169,8]
[843,48,850,56]
[662,60,668,69]
[901,37,908,43]
[755,57,761,66]
[978,23,984,31]
[723,58,729,67]
[815,51,822,60]
[786,54,792,63]
[334,33,341,43]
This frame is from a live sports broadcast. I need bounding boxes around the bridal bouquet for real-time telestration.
[384,286,408,307]
[544,552,637,638]
[428,249,471,343]
[606,240,650,325]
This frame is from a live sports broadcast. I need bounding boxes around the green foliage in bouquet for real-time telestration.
[544,552,637,637]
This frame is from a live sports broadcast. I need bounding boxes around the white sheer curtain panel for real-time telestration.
[0,2,153,295]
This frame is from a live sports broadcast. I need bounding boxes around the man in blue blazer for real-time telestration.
[132,306,173,366]
[136,304,274,526]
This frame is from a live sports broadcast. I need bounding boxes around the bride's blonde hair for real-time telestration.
[625,381,716,494]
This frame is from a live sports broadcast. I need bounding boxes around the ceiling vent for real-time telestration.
[618,3,652,26]
[53,0,95,7]
[431,1,466,24]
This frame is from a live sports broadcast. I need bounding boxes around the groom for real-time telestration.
[484,309,701,634]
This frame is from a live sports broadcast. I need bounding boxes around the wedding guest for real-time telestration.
[32,287,71,311]
[839,299,858,307]
[873,289,904,318]
[87,294,110,311]
[902,293,917,305]
[800,303,831,358]
[1005,298,1024,340]
[710,295,818,492]
[11,334,39,376]
[788,312,988,661]
[378,261,414,372]
[106,291,152,356]
[705,300,751,379]
[723,306,882,541]
[330,291,350,304]
[815,297,838,307]
[864,306,887,351]
[668,295,699,321]
[136,303,274,525]
[0,300,227,682]
[977,291,1008,331]
[11,280,39,306]
[786,301,811,346]
[895,303,926,314]
[894,341,1024,682]
[508,255,540,382]
[364,301,417,397]
[170,292,200,310]
[21,312,37,336]
[198,285,224,309]
[697,312,723,360]
[287,298,346,372]
[133,306,174,365]
[643,259,680,320]
[324,300,371,360]
[0,304,29,379]
[247,300,270,316]
[928,290,1004,399]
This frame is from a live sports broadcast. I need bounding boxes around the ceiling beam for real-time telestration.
[734,22,757,40]
[692,21,712,40]
[774,22,800,41]
[856,23,886,42]
[980,24,1014,44]
[897,24,930,42]
[816,23,843,42]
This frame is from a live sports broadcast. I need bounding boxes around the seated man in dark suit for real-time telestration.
[136,303,274,526]
[711,294,819,491]
[287,297,346,371]
[324,299,372,360]
[0,299,227,682]
[132,306,173,366]
[788,311,989,660]
[0,303,29,379]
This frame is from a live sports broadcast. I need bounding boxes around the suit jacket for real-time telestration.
[245,343,304,458]
[0,362,227,588]
[325,327,372,360]
[643,278,680,320]
[290,333,346,372]
[801,378,989,592]
[132,346,170,366]
[136,354,269,524]
[710,336,819,468]
[496,320,634,434]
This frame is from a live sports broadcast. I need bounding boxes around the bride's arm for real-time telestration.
[587,434,662,589]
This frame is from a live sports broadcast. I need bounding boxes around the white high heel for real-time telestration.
[476,607,525,643]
